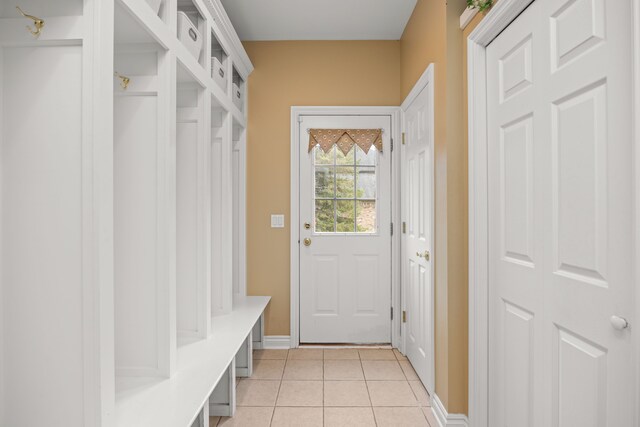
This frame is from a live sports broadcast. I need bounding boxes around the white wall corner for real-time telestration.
[460,6,479,30]
[431,394,469,427]
[262,336,291,349]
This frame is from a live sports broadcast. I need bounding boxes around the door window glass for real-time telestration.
[313,145,378,233]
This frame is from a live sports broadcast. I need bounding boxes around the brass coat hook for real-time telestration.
[16,6,44,38]
[114,72,131,90]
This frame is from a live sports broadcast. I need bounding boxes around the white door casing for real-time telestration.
[486,0,635,426]
[299,115,392,344]
[401,65,435,394]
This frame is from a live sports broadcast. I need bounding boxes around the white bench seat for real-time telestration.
[115,296,270,427]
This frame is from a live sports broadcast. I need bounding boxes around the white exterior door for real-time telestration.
[487,0,635,425]
[299,115,392,343]
[401,76,435,393]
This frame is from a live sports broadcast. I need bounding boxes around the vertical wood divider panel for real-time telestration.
[83,0,115,423]
[211,111,233,317]
[220,112,234,314]
[162,50,178,376]
[1,36,4,427]
[202,95,213,337]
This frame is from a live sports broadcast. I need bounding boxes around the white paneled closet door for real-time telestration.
[0,1,114,426]
[487,0,635,425]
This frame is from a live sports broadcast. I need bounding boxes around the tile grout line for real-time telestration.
[359,354,380,427]
[268,349,287,426]
[321,349,325,426]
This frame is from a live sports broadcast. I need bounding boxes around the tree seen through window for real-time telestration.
[313,145,377,233]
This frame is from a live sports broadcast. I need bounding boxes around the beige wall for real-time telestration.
[399,0,469,415]
[244,41,401,336]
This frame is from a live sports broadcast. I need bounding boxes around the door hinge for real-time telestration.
[390,138,394,152]
[402,310,407,323]
[390,223,394,236]
[402,132,406,145]
[402,222,406,234]
[391,307,394,320]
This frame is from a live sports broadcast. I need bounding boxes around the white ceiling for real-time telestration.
[220,0,418,41]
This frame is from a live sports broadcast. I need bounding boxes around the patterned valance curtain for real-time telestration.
[308,129,383,155]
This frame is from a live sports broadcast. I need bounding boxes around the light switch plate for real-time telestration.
[271,214,285,228]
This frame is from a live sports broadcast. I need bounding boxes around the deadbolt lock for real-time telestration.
[304,222,311,230]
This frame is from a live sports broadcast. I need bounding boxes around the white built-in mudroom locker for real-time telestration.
[0,0,267,426]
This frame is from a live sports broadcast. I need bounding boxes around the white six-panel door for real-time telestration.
[487,0,635,425]
[299,115,392,344]
[402,72,435,394]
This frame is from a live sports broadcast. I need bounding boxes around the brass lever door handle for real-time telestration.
[416,251,430,261]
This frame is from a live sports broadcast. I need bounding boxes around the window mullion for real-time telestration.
[333,147,337,232]
[353,161,357,232]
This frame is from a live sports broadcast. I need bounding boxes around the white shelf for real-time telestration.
[115,296,270,427]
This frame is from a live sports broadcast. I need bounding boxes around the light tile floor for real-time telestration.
[210,348,437,427]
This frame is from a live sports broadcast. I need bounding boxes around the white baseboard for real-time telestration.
[431,394,469,427]
[263,335,291,349]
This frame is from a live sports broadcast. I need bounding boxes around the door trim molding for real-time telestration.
[633,0,640,424]
[400,63,436,394]
[401,63,434,111]
[289,106,402,349]
[467,1,640,426]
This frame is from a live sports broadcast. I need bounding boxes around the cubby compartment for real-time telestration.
[210,105,233,317]
[231,68,245,111]
[115,0,161,45]
[177,0,206,67]
[114,39,173,379]
[176,63,209,344]
[210,32,229,93]
[209,361,236,417]
[1,2,87,426]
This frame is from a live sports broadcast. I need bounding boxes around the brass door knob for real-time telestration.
[303,238,312,246]
[416,251,430,261]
